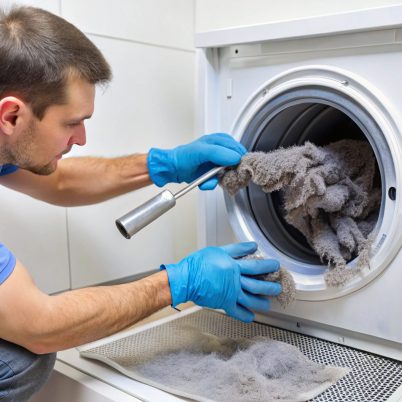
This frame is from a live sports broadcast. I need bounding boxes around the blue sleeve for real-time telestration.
[0,164,18,176]
[0,243,16,284]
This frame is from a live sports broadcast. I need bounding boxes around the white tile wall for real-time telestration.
[67,34,195,287]
[67,188,176,288]
[62,0,194,51]
[64,12,196,287]
[0,188,70,294]
[70,38,195,157]
[1,0,60,14]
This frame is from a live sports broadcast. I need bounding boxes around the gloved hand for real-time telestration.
[147,133,247,190]
[162,242,281,323]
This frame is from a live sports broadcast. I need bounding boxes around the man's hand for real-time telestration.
[147,133,247,190]
[163,242,281,322]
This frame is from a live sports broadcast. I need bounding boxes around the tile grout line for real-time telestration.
[86,32,196,54]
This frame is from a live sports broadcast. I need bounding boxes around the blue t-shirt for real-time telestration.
[0,164,18,175]
[0,164,18,284]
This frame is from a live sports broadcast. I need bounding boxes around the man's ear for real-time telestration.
[0,96,29,136]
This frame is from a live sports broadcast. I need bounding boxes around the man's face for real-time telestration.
[7,76,95,175]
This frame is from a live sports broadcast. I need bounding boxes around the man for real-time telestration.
[0,6,282,401]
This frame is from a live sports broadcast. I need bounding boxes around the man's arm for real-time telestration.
[0,134,248,206]
[0,242,282,354]
[0,154,152,206]
[0,260,171,354]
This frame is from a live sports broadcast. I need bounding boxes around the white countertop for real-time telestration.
[56,347,186,402]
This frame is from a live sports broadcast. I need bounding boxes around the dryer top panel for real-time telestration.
[195,5,402,48]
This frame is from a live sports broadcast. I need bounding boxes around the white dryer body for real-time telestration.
[196,6,402,361]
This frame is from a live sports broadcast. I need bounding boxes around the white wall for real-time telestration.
[62,0,197,288]
[195,0,402,32]
[1,0,60,13]
[0,0,197,292]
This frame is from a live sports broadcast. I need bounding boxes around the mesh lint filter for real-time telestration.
[79,309,402,402]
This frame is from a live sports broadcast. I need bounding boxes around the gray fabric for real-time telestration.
[220,140,381,286]
[0,339,56,402]
[256,268,296,308]
[241,254,296,308]
[131,328,349,402]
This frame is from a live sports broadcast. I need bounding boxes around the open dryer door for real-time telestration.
[225,66,401,301]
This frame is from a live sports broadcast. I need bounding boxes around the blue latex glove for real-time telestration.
[162,242,282,323]
[147,133,247,190]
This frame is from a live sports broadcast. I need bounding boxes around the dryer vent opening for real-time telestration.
[240,90,383,268]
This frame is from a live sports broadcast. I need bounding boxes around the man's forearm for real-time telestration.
[55,154,152,205]
[3,265,172,354]
[0,154,154,206]
[37,271,171,353]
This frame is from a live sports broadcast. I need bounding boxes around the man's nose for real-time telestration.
[68,124,86,146]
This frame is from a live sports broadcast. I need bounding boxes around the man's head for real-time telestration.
[0,6,112,174]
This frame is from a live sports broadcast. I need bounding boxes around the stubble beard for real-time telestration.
[1,120,57,176]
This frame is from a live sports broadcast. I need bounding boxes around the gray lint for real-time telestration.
[79,309,351,402]
[220,140,381,286]
[132,328,349,402]
[241,253,296,307]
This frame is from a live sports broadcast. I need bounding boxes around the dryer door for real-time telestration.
[225,66,402,301]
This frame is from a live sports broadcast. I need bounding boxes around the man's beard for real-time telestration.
[27,160,57,176]
[1,120,57,176]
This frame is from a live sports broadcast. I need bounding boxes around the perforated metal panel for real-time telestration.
[82,309,402,401]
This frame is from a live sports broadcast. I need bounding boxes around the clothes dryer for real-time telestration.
[196,5,402,361]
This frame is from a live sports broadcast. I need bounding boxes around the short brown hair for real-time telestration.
[0,6,112,119]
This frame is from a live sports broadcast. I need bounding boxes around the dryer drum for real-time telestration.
[245,88,383,264]
[225,81,400,296]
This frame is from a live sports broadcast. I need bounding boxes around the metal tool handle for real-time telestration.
[174,166,224,199]
[115,166,225,239]
[116,190,176,239]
